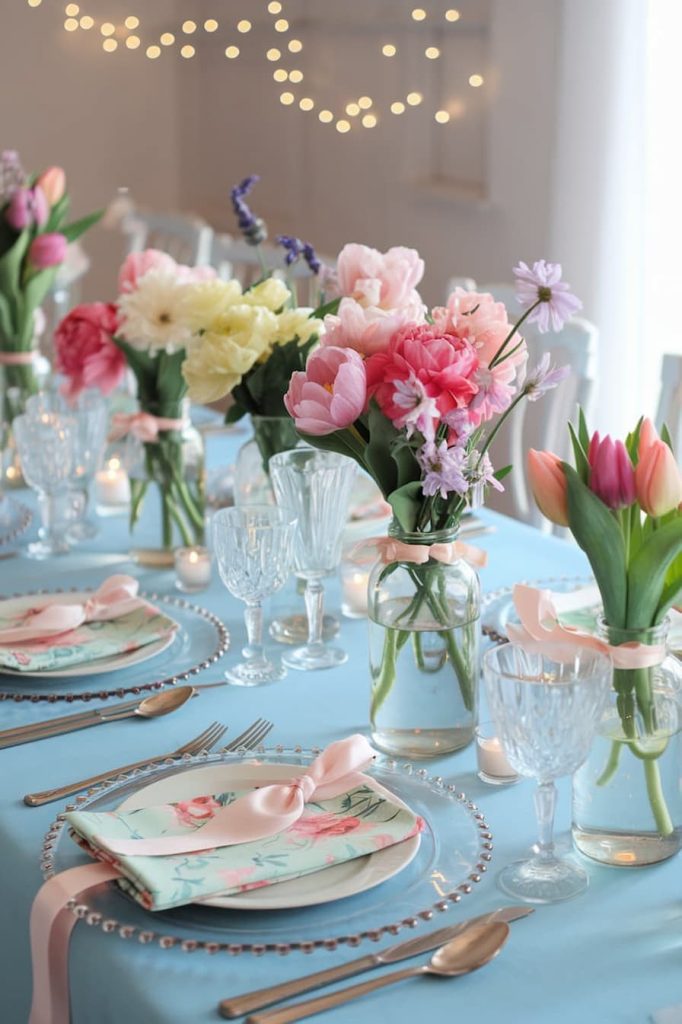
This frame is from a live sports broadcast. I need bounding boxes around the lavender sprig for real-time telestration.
[230,175,267,246]
[276,234,322,275]
[0,150,26,205]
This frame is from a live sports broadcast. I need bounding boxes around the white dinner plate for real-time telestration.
[117,762,421,911]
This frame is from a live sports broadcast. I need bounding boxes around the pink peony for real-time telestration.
[336,243,425,317]
[285,346,367,435]
[118,249,179,293]
[365,322,479,431]
[438,288,527,372]
[28,232,67,269]
[55,302,126,399]
[321,297,412,357]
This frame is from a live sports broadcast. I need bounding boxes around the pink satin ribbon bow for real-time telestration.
[352,536,488,569]
[97,734,375,857]
[0,350,36,366]
[108,412,187,443]
[508,585,666,669]
[0,574,146,645]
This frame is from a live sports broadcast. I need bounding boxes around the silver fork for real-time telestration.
[23,721,227,807]
[221,718,274,752]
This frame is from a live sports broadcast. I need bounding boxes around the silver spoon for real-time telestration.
[100,686,195,722]
[244,920,510,1024]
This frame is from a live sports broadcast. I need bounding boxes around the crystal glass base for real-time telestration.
[225,659,286,686]
[572,826,682,866]
[66,517,99,542]
[282,644,348,671]
[24,538,70,560]
[269,613,340,645]
[371,726,473,759]
[497,855,588,904]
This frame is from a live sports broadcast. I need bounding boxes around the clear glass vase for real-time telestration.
[0,356,45,488]
[234,415,299,506]
[367,521,480,759]
[128,408,205,567]
[572,619,682,866]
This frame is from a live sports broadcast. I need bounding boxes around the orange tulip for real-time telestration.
[635,439,682,517]
[638,417,659,459]
[527,449,569,526]
[36,166,66,206]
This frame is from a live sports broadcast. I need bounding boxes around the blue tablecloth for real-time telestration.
[0,432,679,1024]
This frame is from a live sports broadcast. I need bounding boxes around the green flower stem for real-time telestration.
[489,298,542,368]
[596,740,623,787]
[161,491,172,549]
[644,759,674,836]
[165,494,194,548]
[371,627,410,721]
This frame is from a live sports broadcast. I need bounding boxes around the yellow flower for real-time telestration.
[274,308,322,347]
[243,277,290,312]
[184,279,244,334]
[182,304,278,403]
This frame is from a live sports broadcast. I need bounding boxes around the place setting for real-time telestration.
[2,17,682,1020]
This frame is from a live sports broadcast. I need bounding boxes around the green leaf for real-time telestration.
[0,291,13,340]
[656,577,682,624]
[661,422,674,452]
[390,437,421,490]
[627,517,682,628]
[568,422,590,482]
[577,407,590,452]
[311,296,341,320]
[564,463,627,626]
[365,401,400,497]
[625,418,642,463]
[388,481,422,533]
[296,428,364,468]
[494,464,513,481]
[46,195,70,233]
[0,230,30,329]
[61,209,103,244]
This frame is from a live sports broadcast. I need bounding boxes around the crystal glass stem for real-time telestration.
[304,578,325,650]
[534,781,557,862]
[243,602,265,663]
[35,492,69,556]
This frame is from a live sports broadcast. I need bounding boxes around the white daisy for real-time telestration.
[117,270,194,354]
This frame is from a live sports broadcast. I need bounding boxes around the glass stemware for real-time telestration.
[212,506,297,686]
[270,449,356,671]
[25,388,108,540]
[12,412,76,558]
[483,642,610,903]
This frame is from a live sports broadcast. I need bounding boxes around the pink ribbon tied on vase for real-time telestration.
[0,350,37,366]
[96,734,376,858]
[108,412,187,444]
[0,575,147,645]
[351,536,488,569]
[508,584,666,669]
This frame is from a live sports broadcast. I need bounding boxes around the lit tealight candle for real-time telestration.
[475,724,519,785]
[340,563,370,618]
[95,457,131,513]
[175,546,211,592]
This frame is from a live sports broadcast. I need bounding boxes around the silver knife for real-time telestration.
[0,680,227,749]
[218,906,533,1019]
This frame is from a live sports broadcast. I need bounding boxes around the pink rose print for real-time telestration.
[216,865,257,890]
[289,813,362,839]
[175,795,221,827]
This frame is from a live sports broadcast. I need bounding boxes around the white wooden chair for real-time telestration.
[446,279,599,529]
[655,353,682,454]
[124,211,214,267]
[209,234,326,306]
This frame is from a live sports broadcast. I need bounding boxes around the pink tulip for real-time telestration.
[635,439,682,517]
[36,166,66,206]
[28,232,67,269]
[638,417,659,459]
[285,346,367,435]
[6,186,48,231]
[588,432,636,510]
[527,449,569,526]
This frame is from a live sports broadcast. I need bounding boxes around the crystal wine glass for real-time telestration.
[483,642,610,903]
[269,449,356,671]
[13,412,76,559]
[212,505,297,686]
[26,388,108,540]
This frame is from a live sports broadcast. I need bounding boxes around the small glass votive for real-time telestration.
[95,456,131,516]
[340,561,370,618]
[174,545,212,592]
[475,721,519,785]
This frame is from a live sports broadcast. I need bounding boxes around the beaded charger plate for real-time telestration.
[481,575,597,646]
[40,747,493,954]
[0,494,32,552]
[0,590,229,703]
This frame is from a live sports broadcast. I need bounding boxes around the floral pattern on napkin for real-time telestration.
[0,596,177,672]
[67,783,423,911]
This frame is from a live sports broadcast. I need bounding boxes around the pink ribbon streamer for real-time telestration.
[0,575,146,645]
[351,536,488,570]
[108,412,187,444]
[508,584,666,668]
[0,350,37,366]
[96,734,375,857]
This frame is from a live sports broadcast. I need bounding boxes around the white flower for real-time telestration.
[117,270,194,354]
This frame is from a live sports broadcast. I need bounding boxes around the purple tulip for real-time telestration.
[6,185,48,231]
[588,432,636,510]
[29,232,67,269]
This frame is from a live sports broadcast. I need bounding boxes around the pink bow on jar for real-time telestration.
[108,412,186,444]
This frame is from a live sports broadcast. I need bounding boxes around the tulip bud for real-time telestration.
[588,433,636,510]
[635,439,682,517]
[527,449,569,526]
[638,417,659,460]
[36,166,66,206]
[29,232,67,269]
[6,186,48,231]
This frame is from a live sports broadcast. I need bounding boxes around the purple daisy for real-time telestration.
[417,439,468,498]
[513,260,582,333]
[521,352,571,401]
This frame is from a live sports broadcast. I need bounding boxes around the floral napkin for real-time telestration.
[0,596,177,673]
[66,782,422,911]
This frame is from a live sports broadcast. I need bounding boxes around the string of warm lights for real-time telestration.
[26,1,486,133]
